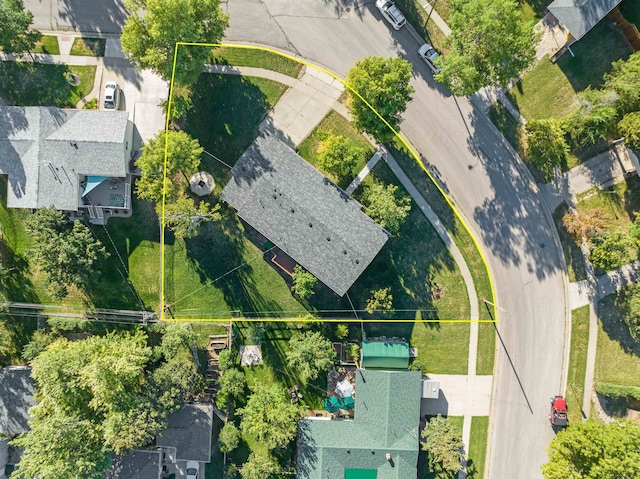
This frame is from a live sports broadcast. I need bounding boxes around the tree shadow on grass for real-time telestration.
[0,62,80,108]
[599,289,640,356]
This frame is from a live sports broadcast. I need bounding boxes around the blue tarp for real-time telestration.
[83,176,110,196]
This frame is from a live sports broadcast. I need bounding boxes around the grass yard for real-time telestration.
[468,416,489,479]
[0,62,95,107]
[296,110,375,189]
[567,305,589,424]
[596,290,640,387]
[476,323,496,375]
[211,47,303,78]
[395,0,450,54]
[31,35,60,54]
[553,203,588,282]
[70,38,105,57]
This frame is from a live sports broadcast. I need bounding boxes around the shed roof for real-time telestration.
[0,106,129,211]
[221,133,390,297]
[0,366,36,436]
[156,403,213,463]
[361,341,410,370]
[548,0,622,40]
[297,369,422,479]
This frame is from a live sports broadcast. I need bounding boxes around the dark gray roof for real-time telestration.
[221,133,390,297]
[0,106,129,211]
[103,450,162,479]
[548,0,622,40]
[0,367,36,436]
[156,404,213,463]
[297,370,422,479]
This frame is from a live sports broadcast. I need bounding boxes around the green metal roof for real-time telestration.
[297,370,421,479]
[345,469,377,479]
[361,341,409,369]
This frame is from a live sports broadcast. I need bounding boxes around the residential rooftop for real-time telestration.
[0,366,36,436]
[155,403,213,463]
[548,0,622,40]
[103,450,163,479]
[221,132,390,297]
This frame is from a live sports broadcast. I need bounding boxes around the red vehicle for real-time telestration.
[549,396,568,430]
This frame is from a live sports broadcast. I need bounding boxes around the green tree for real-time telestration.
[218,422,241,453]
[421,414,464,473]
[365,287,394,316]
[525,119,570,179]
[21,329,58,361]
[335,323,349,340]
[237,384,300,450]
[135,130,203,206]
[158,322,196,359]
[618,282,640,340]
[618,111,640,152]
[218,348,234,371]
[0,0,41,54]
[0,319,13,359]
[240,452,278,479]
[589,232,638,271]
[346,56,414,142]
[121,0,228,85]
[164,197,221,239]
[317,134,366,180]
[291,265,318,300]
[562,208,605,242]
[604,51,640,114]
[565,88,618,147]
[285,331,334,383]
[25,207,109,299]
[542,420,640,478]
[218,368,247,398]
[363,182,411,234]
[436,0,538,95]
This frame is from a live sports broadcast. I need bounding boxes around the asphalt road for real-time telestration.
[21,0,569,476]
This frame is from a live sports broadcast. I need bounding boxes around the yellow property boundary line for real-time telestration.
[160,42,498,324]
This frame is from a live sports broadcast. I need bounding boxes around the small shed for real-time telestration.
[361,340,410,370]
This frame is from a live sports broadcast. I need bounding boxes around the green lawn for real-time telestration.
[31,35,60,54]
[468,416,489,479]
[297,110,375,189]
[476,323,496,375]
[575,177,640,272]
[70,38,105,57]
[0,62,95,107]
[596,289,640,388]
[211,47,303,78]
[567,305,589,424]
[553,203,588,283]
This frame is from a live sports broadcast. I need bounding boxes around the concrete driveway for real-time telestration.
[421,375,493,417]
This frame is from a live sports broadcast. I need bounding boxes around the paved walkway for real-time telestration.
[419,1,452,36]
[346,151,383,194]
[541,142,637,211]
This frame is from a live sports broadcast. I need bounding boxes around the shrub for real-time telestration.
[525,118,569,179]
[589,232,638,271]
[596,383,640,401]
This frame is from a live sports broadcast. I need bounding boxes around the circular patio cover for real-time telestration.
[189,171,215,196]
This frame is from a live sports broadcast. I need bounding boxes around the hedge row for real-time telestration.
[596,383,640,401]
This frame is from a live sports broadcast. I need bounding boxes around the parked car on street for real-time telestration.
[418,43,441,74]
[103,81,120,110]
[549,396,568,431]
[376,0,406,30]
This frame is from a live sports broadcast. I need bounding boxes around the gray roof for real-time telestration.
[548,0,622,40]
[0,106,129,211]
[297,370,422,479]
[156,404,213,463]
[0,367,36,436]
[221,133,390,297]
[103,450,162,479]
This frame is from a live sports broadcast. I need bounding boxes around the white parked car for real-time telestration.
[103,81,120,110]
[376,0,406,30]
[418,43,441,74]
[186,461,200,479]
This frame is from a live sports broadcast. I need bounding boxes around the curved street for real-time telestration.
[23,0,570,477]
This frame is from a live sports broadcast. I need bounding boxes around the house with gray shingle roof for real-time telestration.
[221,132,390,297]
[297,369,422,479]
[548,0,622,41]
[0,106,134,224]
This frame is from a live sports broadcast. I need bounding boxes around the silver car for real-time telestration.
[103,81,120,110]
[418,43,441,74]
[376,0,406,30]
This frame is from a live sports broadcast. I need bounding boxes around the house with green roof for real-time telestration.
[297,369,422,479]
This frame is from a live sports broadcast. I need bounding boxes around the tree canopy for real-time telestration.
[421,414,464,473]
[618,111,640,151]
[121,0,228,85]
[237,384,300,450]
[24,207,109,299]
[317,134,366,180]
[436,0,538,95]
[604,50,640,114]
[285,331,334,383]
[0,0,41,54]
[365,287,394,316]
[542,420,640,478]
[525,119,570,179]
[240,452,278,479]
[346,56,414,142]
[12,330,199,479]
[218,422,240,454]
[363,181,411,234]
[291,265,318,300]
